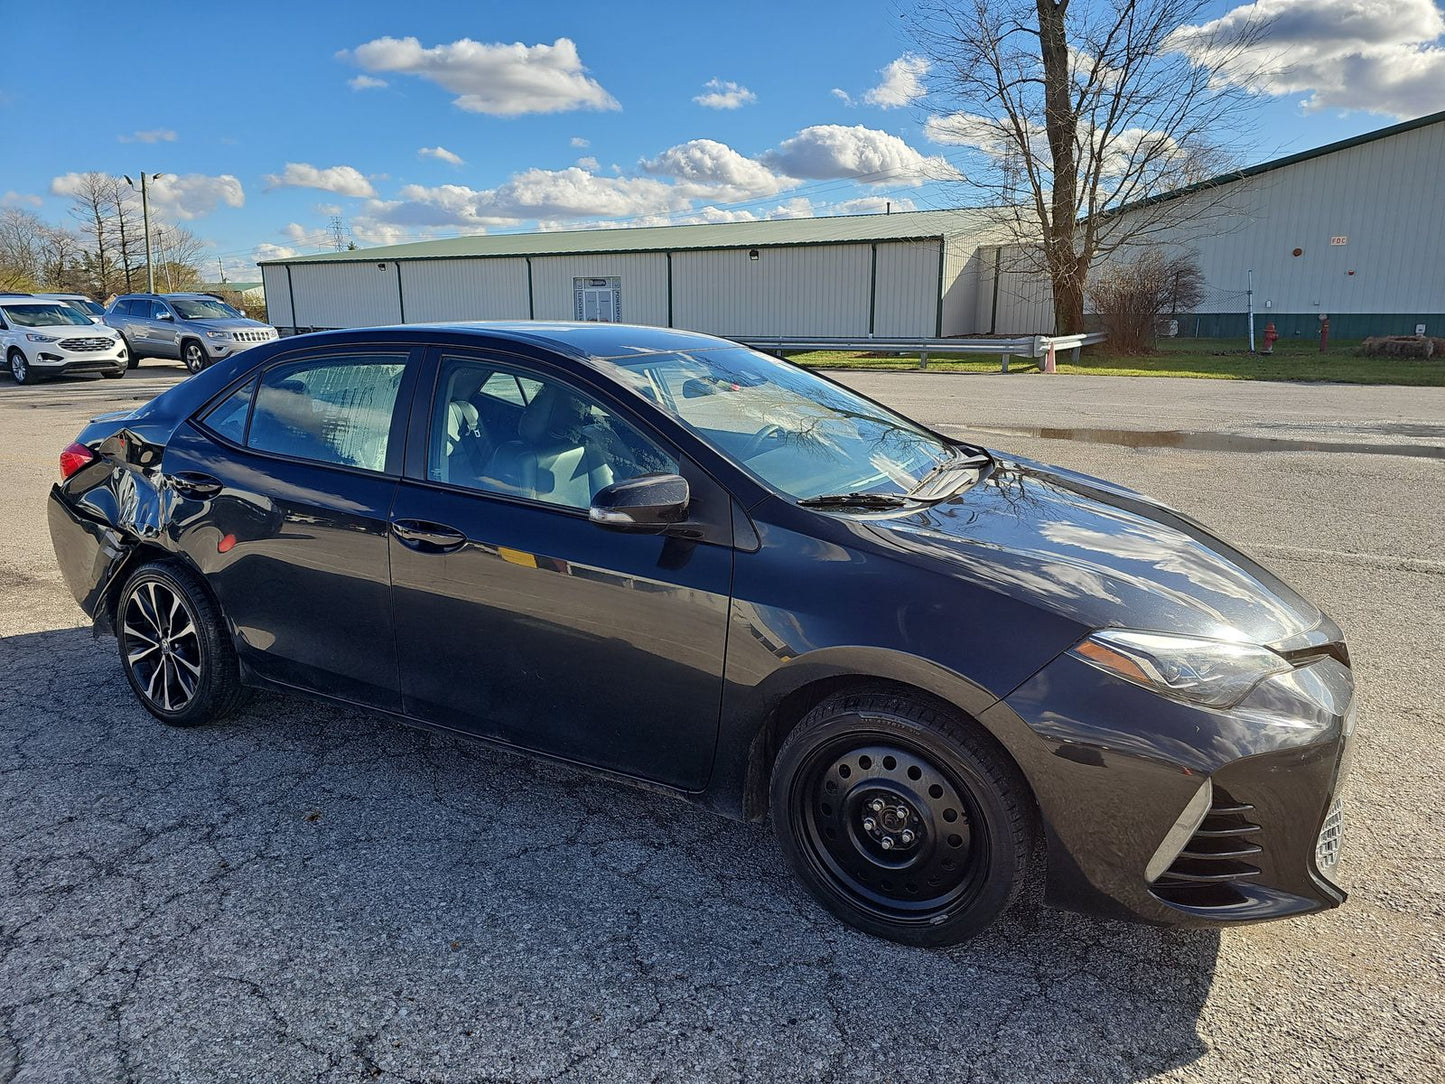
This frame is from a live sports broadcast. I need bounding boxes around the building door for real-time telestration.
[574,276,621,322]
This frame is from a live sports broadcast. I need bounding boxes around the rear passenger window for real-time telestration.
[247,355,408,472]
[201,378,255,445]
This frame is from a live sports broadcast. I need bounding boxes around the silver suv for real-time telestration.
[104,292,278,373]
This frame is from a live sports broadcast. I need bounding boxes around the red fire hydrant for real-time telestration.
[1261,322,1278,355]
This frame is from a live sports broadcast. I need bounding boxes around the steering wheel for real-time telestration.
[740,423,787,460]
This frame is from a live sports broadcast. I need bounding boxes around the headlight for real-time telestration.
[25,332,59,343]
[1069,629,1292,708]
[205,330,229,339]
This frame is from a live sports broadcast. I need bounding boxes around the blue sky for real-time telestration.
[3,0,1441,279]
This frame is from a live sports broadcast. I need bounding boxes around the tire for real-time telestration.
[8,348,34,385]
[116,560,248,727]
[770,689,1035,947]
[122,337,139,369]
[182,339,207,374]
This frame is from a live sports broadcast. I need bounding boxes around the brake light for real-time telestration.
[59,442,95,480]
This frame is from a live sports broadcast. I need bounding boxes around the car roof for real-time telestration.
[294,321,743,361]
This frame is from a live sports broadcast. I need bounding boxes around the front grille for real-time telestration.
[233,329,270,342]
[58,336,114,352]
[1316,797,1344,873]
[1152,789,1263,908]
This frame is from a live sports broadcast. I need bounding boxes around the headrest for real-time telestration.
[519,384,587,445]
[446,400,479,443]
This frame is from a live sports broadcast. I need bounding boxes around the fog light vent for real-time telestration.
[1151,787,1264,908]
[1316,797,1344,873]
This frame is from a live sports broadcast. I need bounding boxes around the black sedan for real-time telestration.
[47,323,1353,945]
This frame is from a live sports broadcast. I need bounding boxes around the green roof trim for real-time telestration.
[258,209,996,266]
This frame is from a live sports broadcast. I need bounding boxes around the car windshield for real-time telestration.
[170,298,241,320]
[599,346,957,501]
[2,303,93,328]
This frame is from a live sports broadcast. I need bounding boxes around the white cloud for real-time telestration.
[1,191,43,208]
[830,87,854,106]
[829,195,918,215]
[315,203,343,216]
[640,138,794,199]
[762,125,957,185]
[255,242,300,261]
[576,155,600,170]
[863,54,929,108]
[570,136,590,148]
[419,145,466,166]
[282,223,314,244]
[348,75,389,90]
[50,171,244,220]
[1169,0,1445,118]
[264,163,376,198]
[925,111,1049,160]
[341,36,619,116]
[119,128,177,144]
[693,78,757,110]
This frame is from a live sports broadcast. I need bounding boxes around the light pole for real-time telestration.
[124,172,164,293]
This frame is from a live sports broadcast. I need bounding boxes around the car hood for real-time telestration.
[16,322,118,337]
[188,318,272,331]
[867,454,1329,649]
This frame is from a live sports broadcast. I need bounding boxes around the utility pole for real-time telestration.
[217,257,227,284]
[124,172,165,293]
[1246,269,1256,353]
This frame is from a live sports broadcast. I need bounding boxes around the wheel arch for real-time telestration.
[97,540,219,637]
[732,649,1042,826]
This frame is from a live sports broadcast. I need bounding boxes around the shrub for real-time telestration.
[1087,251,1204,354]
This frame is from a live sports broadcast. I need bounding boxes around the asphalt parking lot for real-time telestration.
[2,362,1443,1083]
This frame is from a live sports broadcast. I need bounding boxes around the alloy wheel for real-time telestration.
[9,351,27,382]
[790,738,987,920]
[184,342,205,373]
[121,579,203,713]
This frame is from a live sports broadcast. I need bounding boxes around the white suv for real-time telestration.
[1,298,128,383]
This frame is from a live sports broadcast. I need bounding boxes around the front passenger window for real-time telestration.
[247,355,408,472]
[429,358,677,509]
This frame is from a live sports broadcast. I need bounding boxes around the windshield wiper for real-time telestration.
[797,491,912,509]
[908,449,992,497]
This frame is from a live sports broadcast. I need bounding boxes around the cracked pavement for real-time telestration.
[2,364,1443,1082]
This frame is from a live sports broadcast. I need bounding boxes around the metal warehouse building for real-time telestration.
[260,111,1444,342]
[991,109,1445,339]
[259,209,1010,340]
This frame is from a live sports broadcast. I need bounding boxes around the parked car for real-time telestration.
[46,323,1352,945]
[2,297,127,383]
[104,292,277,373]
[37,293,107,320]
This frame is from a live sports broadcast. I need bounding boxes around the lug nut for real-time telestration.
[862,817,876,832]
[900,830,914,844]
[870,799,885,813]
[895,806,908,820]
[880,837,894,850]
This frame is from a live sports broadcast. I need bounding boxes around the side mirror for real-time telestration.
[157,310,174,321]
[589,474,689,533]
[681,377,716,398]
[239,308,248,317]
[91,316,103,324]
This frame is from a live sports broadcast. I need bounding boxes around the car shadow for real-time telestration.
[1,625,1219,1081]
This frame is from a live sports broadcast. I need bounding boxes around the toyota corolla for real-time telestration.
[47,323,1352,945]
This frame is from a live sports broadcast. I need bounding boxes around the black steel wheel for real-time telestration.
[117,561,247,726]
[182,339,207,374]
[771,689,1034,946]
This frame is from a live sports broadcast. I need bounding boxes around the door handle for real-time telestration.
[169,471,222,498]
[390,518,468,553]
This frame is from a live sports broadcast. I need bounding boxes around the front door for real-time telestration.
[148,300,180,357]
[388,350,733,790]
[162,345,420,710]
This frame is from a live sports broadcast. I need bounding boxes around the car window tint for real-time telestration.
[247,355,408,472]
[429,357,677,509]
[201,378,256,445]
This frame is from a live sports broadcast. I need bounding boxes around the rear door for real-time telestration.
[161,343,422,710]
[387,347,735,790]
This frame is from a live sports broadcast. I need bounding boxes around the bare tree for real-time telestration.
[910,0,1267,332]
[1087,248,1204,351]
[0,208,48,290]
[65,171,121,297]
[150,224,206,291]
[109,180,143,291]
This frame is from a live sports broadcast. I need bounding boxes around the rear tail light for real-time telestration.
[59,441,95,480]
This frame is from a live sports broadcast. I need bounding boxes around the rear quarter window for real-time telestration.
[199,378,256,445]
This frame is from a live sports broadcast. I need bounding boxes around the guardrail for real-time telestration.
[739,332,1107,372]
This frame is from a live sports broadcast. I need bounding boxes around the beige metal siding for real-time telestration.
[261,264,293,328]
[529,253,670,325]
[672,245,873,337]
[941,237,983,336]
[872,241,942,336]
[400,258,531,322]
[287,262,402,329]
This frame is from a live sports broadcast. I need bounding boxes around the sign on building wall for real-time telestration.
[1329,236,1349,246]
[574,277,622,322]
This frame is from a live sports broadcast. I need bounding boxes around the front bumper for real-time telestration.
[985,645,1353,927]
[29,340,128,373]
[204,334,275,358]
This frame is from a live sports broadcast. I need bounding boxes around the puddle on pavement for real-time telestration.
[962,425,1445,460]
